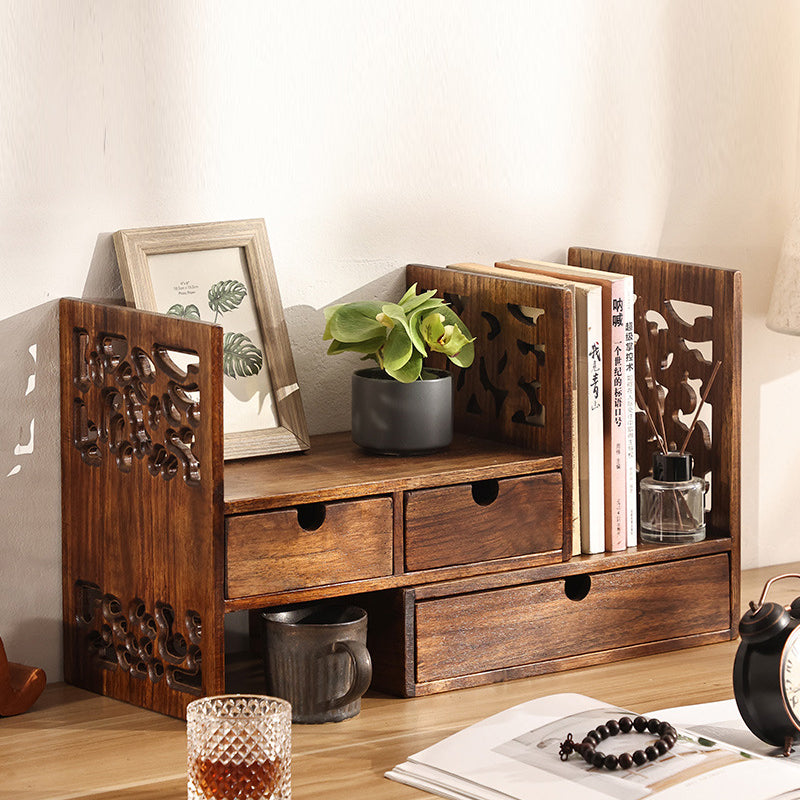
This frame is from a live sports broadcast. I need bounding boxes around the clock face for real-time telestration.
[781,625,800,726]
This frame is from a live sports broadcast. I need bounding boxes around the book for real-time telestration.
[386,693,800,800]
[447,262,605,556]
[497,260,635,552]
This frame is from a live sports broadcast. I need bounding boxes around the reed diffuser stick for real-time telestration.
[679,360,722,456]
[640,314,670,450]
[635,382,667,453]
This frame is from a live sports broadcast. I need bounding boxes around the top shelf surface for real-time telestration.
[223,431,561,515]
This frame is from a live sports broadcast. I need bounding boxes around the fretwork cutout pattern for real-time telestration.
[71,328,202,485]
[441,291,547,431]
[635,298,715,486]
[75,581,203,696]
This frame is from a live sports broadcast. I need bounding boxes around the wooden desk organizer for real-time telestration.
[60,249,741,718]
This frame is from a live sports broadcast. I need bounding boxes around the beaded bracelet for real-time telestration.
[559,715,678,771]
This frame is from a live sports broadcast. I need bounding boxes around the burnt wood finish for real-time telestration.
[406,264,574,561]
[414,554,730,684]
[404,473,563,571]
[567,248,742,630]
[60,252,740,714]
[226,497,394,598]
[223,431,561,514]
[60,299,224,719]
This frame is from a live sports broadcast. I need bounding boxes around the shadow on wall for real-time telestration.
[0,234,123,680]
[284,268,406,436]
[0,301,63,679]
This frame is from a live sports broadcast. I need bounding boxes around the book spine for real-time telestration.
[607,282,628,551]
[578,288,606,554]
[623,280,637,547]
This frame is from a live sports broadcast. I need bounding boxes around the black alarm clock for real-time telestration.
[733,573,800,756]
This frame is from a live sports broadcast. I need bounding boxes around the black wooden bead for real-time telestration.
[618,752,634,769]
[562,717,675,771]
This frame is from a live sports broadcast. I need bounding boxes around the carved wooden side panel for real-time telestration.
[406,265,573,458]
[568,249,742,630]
[60,299,224,718]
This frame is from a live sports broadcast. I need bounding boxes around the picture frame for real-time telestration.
[113,219,309,460]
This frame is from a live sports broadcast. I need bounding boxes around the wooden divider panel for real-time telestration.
[60,299,224,718]
[568,248,742,630]
[406,265,574,561]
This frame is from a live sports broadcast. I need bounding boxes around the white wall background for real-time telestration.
[2,0,799,681]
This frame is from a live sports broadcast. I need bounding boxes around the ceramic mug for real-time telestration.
[262,604,372,724]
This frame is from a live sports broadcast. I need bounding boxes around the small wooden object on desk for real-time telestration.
[59,250,741,719]
[0,634,46,716]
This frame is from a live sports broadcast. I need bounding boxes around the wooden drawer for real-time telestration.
[226,497,393,598]
[404,472,563,571]
[415,553,731,684]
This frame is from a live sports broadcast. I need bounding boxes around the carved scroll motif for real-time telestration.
[635,299,715,483]
[75,581,203,695]
[435,292,548,430]
[71,329,202,485]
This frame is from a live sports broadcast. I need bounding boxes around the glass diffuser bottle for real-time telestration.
[640,451,706,544]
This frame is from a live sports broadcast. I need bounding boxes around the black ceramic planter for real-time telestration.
[351,367,453,455]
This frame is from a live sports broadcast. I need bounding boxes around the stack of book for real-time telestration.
[448,259,636,555]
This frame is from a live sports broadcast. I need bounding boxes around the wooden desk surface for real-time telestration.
[2,563,794,800]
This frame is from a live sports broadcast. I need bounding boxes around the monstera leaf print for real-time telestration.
[223,332,263,378]
[166,303,201,320]
[208,279,247,321]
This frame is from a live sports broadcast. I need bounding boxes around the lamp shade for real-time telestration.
[768,211,800,334]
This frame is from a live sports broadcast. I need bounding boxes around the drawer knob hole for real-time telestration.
[296,503,326,531]
[564,574,591,601]
[471,479,499,506]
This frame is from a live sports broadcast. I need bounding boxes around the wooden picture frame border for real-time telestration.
[113,218,309,459]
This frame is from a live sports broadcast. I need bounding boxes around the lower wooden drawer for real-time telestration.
[362,553,733,695]
[226,497,393,598]
[415,554,731,684]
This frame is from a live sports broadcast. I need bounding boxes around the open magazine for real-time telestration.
[386,694,800,800]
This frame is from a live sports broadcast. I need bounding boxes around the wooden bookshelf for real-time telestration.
[60,250,741,718]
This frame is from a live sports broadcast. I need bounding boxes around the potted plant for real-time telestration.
[323,283,475,454]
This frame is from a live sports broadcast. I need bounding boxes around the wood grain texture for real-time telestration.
[113,218,309,459]
[5,563,786,800]
[224,431,562,514]
[60,299,225,719]
[404,473,563,571]
[225,497,394,598]
[406,264,574,561]
[568,248,742,634]
[415,553,730,683]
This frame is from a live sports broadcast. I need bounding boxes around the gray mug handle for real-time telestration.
[325,639,372,711]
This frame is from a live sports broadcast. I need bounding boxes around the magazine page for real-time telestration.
[386,693,800,800]
[655,698,800,764]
